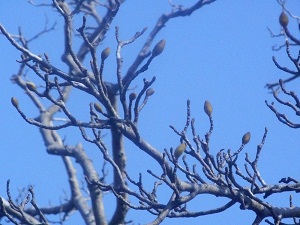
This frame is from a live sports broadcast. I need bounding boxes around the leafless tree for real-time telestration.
[1,1,300,225]
[266,0,300,129]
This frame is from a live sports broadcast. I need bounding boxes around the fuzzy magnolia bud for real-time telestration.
[146,88,155,97]
[242,132,251,145]
[204,100,213,117]
[11,97,19,108]
[101,47,110,61]
[279,11,289,27]
[26,82,36,92]
[152,39,166,58]
[129,92,137,101]
[174,142,187,159]
[94,103,103,113]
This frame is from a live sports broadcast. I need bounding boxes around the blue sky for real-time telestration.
[1,1,300,224]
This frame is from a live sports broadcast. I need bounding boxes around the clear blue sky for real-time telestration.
[1,1,300,224]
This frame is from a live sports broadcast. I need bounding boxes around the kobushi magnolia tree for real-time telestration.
[0,1,300,225]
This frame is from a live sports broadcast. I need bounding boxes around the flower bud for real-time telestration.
[279,11,289,27]
[152,39,166,57]
[204,100,213,117]
[129,92,137,101]
[26,82,36,92]
[174,142,187,159]
[94,103,103,113]
[146,88,155,97]
[242,132,251,145]
[11,97,19,108]
[101,47,110,61]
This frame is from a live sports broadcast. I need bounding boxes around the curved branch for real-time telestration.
[124,0,217,85]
